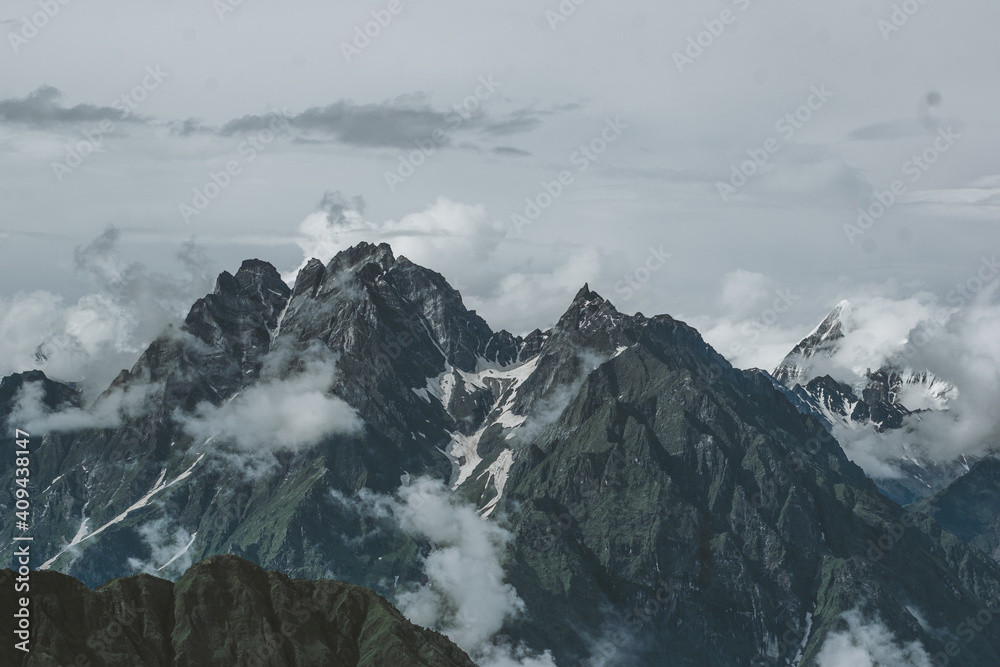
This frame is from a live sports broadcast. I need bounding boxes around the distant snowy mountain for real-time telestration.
[771,300,974,503]
[772,300,850,387]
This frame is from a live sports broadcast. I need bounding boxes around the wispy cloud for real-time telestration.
[334,477,557,667]
[180,351,363,451]
[815,608,932,667]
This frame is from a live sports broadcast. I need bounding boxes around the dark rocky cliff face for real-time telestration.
[910,457,1000,562]
[0,554,475,667]
[4,244,1000,665]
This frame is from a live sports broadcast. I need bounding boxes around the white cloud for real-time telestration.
[0,229,214,396]
[10,375,157,433]
[286,193,505,285]
[181,355,362,451]
[694,270,813,371]
[126,517,196,580]
[466,245,607,336]
[347,477,557,667]
[697,272,1000,472]
[285,193,611,336]
[815,608,932,667]
[718,269,776,318]
[878,281,1000,462]
[792,284,1000,467]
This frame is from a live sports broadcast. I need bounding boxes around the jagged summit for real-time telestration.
[773,300,849,384]
[324,241,396,275]
[770,299,965,503]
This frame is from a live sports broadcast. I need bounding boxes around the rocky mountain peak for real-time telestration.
[773,300,849,384]
[0,370,81,413]
[556,283,625,335]
[280,243,523,371]
[326,241,396,275]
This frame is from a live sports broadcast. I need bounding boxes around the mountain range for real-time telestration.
[4,242,1000,666]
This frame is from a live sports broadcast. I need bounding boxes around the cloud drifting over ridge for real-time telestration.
[127,517,196,580]
[180,355,362,451]
[341,477,557,667]
[696,265,1000,472]
[811,284,1000,468]
[0,228,215,396]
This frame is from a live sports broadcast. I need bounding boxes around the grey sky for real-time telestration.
[1,0,998,381]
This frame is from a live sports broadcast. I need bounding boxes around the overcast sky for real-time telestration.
[1,0,998,384]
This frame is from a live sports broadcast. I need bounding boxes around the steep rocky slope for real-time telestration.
[910,457,1000,562]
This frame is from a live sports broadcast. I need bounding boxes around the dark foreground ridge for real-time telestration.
[0,554,476,667]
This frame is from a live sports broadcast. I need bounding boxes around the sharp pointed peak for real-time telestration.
[808,300,851,337]
[773,299,851,383]
[571,283,602,305]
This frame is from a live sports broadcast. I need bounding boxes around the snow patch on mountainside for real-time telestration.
[435,357,539,491]
[479,449,515,518]
[450,429,487,488]
[897,370,955,411]
[158,530,198,572]
[40,453,206,570]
